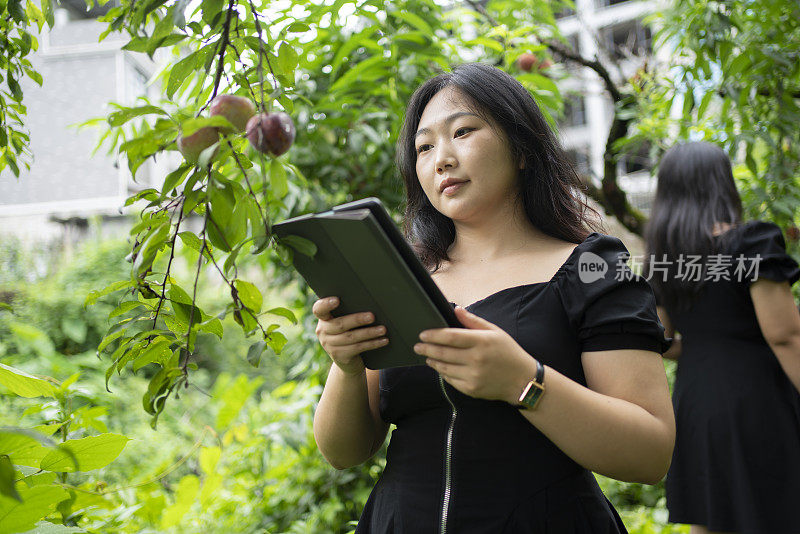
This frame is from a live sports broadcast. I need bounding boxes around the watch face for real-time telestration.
[520,381,544,408]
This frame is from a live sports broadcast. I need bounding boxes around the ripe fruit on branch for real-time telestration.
[177,127,219,163]
[785,225,800,242]
[209,94,256,133]
[246,112,296,157]
[517,53,539,72]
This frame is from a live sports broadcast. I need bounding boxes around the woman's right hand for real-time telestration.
[312,297,389,375]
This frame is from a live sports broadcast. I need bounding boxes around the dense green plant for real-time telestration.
[628,0,800,229]
[5,0,800,530]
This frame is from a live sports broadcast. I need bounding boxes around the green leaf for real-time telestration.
[279,234,316,257]
[270,159,288,199]
[84,280,134,307]
[7,73,22,101]
[201,0,223,25]
[0,456,21,502]
[233,280,262,313]
[696,91,714,120]
[109,300,146,318]
[125,188,160,207]
[39,434,129,473]
[41,0,53,27]
[727,53,750,78]
[208,180,235,223]
[197,318,223,339]
[168,284,194,306]
[329,55,387,93]
[392,10,433,34]
[0,364,56,398]
[107,105,169,127]
[162,165,192,194]
[206,217,231,252]
[26,68,42,87]
[167,50,200,100]
[0,428,59,468]
[265,307,296,324]
[132,337,172,372]
[177,231,202,252]
[180,115,235,137]
[286,21,310,33]
[277,41,299,75]
[246,340,266,367]
[266,331,288,355]
[0,485,69,534]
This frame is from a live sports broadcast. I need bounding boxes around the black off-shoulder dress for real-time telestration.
[354,232,672,534]
[660,221,800,533]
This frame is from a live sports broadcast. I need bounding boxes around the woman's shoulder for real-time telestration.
[553,231,632,283]
[719,220,788,255]
[552,231,671,354]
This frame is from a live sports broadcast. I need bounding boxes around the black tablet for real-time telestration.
[273,197,462,369]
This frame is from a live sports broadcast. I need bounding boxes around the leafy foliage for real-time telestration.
[6,0,800,530]
[70,0,585,428]
[0,0,55,177]
[631,0,800,228]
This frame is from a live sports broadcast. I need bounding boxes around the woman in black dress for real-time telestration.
[644,141,800,534]
[312,63,676,533]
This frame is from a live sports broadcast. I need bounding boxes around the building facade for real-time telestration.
[0,0,661,254]
[555,0,664,215]
[0,1,169,246]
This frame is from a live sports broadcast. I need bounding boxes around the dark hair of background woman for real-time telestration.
[643,141,743,313]
[395,62,604,273]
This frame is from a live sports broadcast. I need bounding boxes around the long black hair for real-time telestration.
[643,141,743,313]
[395,63,603,272]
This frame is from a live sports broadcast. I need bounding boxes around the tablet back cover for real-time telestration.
[274,209,453,369]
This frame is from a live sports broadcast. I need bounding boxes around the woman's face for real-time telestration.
[414,86,522,221]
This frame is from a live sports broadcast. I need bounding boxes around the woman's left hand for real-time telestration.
[414,306,536,403]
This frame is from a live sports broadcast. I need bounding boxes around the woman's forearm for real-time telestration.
[662,336,682,360]
[514,359,674,485]
[313,364,382,469]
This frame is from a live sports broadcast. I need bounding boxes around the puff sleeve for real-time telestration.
[737,221,800,286]
[557,234,672,354]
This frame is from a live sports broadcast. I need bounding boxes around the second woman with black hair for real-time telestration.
[312,63,676,533]
[644,141,800,534]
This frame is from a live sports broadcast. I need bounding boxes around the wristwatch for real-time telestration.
[517,359,545,410]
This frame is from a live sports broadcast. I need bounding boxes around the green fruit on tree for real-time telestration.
[177,127,219,163]
[246,112,296,157]
[209,94,256,133]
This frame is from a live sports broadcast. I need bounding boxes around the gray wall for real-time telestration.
[0,51,121,205]
[0,13,164,213]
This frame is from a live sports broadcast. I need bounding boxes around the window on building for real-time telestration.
[602,21,652,60]
[61,0,119,19]
[553,0,576,18]
[561,94,586,128]
[565,32,580,55]
[596,0,629,8]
